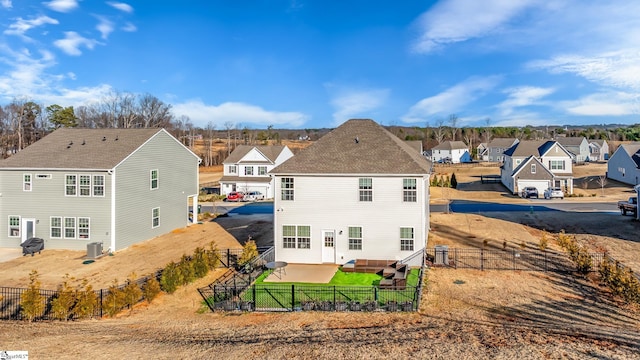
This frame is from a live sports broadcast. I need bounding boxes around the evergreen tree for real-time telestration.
[451,173,458,188]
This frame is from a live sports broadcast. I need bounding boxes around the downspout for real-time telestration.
[109,168,116,252]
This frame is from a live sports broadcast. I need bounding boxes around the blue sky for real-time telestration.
[1,1,640,130]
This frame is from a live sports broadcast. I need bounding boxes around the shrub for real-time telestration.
[450,173,458,189]
[51,274,76,321]
[443,175,451,187]
[122,273,143,312]
[20,270,45,321]
[192,247,210,278]
[179,254,196,284]
[102,280,126,317]
[142,275,161,304]
[539,232,549,251]
[238,240,259,268]
[72,280,98,319]
[599,258,640,304]
[207,241,221,270]
[160,261,181,294]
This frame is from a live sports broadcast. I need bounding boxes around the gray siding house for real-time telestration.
[0,128,200,252]
[607,143,640,186]
[555,136,589,163]
[588,140,609,161]
[486,138,518,162]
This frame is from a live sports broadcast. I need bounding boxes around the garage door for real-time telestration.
[517,180,550,195]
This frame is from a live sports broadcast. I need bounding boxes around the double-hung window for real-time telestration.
[245,166,254,176]
[348,226,362,250]
[79,175,91,196]
[282,225,296,248]
[152,207,160,228]
[400,227,414,251]
[281,177,294,200]
[549,160,565,170]
[359,178,372,202]
[229,165,237,174]
[78,218,90,239]
[65,175,77,196]
[150,170,159,189]
[403,179,417,202]
[281,225,311,249]
[8,216,20,237]
[50,217,62,238]
[64,217,76,238]
[23,174,32,191]
[258,166,267,175]
[93,175,105,196]
[531,164,536,174]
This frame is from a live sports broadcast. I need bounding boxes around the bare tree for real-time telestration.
[203,121,216,166]
[224,121,235,156]
[484,117,493,143]
[139,93,173,128]
[434,118,446,144]
[597,175,607,197]
[449,114,459,141]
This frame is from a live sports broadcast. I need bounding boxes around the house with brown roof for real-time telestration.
[0,128,200,252]
[270,119,431,266]
[607,143,640,186]
[430,140,470,163]
[501,140,574,195]
[219,145,294,199]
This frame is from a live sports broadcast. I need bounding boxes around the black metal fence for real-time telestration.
[199,249,425,313]
[0,247,270,321]
[426,247,606,272]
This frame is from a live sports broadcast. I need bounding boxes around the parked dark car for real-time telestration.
[521,187,539,199]
[225,191,244,202]
[200,186,220,195]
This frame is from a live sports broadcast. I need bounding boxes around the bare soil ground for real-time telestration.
[2,163,640,358]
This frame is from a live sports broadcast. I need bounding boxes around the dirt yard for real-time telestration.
[2,163,640,358]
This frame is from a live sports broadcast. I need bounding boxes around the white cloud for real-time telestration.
[327,87,390,125]
[43,0,78,13]
[412,0,538,53]
[1,0,12,9]
[560,92,636,116]
[4,15,59,38]
[172,100,309,128]
[402,76,501,123]
[529,51,640,91]
[497,86,555,116]
[121,22,137,32]
[53,31,99,56]
[107,1,134,13]
[95,16,114,39]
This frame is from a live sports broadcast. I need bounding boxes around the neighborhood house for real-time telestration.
[270,119,432,266]
[0,128,200,252]
[501,140,574,196]
[430,140,471,163]
[607,143,640,186]
[219,145,294,199]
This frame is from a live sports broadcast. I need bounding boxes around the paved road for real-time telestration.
[431,200,619,214]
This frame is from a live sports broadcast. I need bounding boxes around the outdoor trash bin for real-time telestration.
[21,237,44,256]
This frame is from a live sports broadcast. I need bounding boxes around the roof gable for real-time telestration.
[224,145,288,164]
[511,155,554,177]
[432,140,467,150]
[270,119,432,175]
[0,128,168,170]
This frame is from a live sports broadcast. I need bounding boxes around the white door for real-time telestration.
[322,230,335,263]
[21,218,36,243]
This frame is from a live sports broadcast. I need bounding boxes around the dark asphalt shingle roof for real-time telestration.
[270,119,432,175]
[487,138,517,148]
[223,145,288,164]
[431,140,468,151]
[555,137,586,146]
[0,128,164,170]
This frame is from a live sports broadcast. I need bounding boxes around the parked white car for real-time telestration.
[243,191,265,202]
[543,187,564,199]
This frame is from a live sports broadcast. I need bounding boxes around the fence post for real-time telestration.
[481,248,484,271]
[454,248,458,269]
[100,289,103,318]
[544,250,547,272]
[252,285,256,307]
[227,249,231,268]
[291,284,295,311]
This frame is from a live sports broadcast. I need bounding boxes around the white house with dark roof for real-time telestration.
[501,140,574,195]
[270,119,431,266]
[607,143,640,186]
[588,139,609,162]
[555,136,589,163]
[0,128,200,252]
[430,140,470,163]
[219,145,294,199]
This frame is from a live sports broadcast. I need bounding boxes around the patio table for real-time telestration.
[265,261,288,279]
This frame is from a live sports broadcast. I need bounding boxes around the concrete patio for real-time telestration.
[263,264,339,283]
